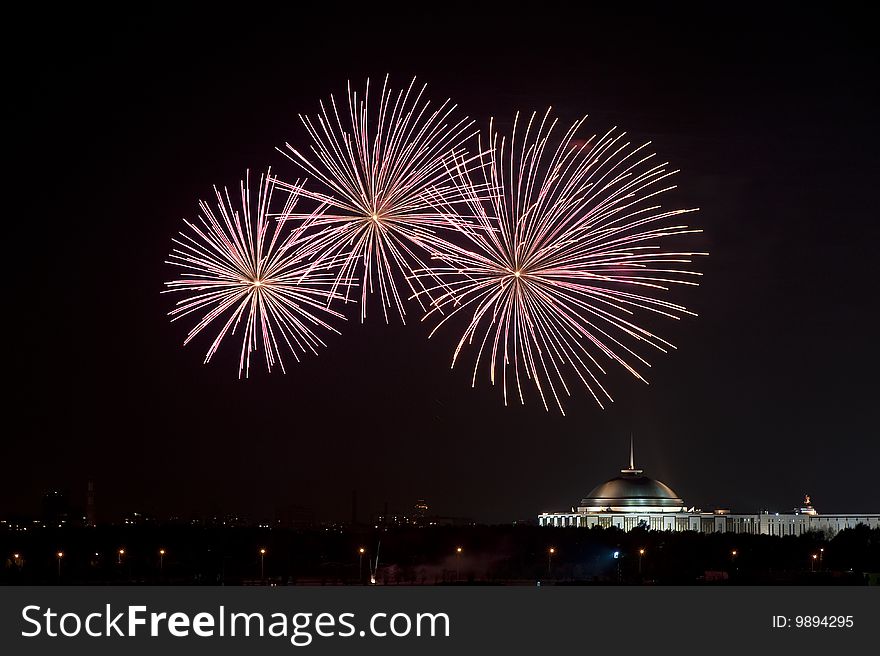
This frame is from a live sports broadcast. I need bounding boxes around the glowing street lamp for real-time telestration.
[159,549,166,571]
[259,548,267,579]
[117,548,125,565]
[455,547,462,581]
[819,547,824,569]
[638,548,646,575]
[548,547,556,577]
[56,551,64,579]
[811,553,818,572]
[358,547,365,583]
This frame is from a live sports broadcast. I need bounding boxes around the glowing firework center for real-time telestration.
[539,441,880,535]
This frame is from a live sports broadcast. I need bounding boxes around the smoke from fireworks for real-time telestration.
[419,110,705,413]
[164,170,346,377]
[279,76,476,323]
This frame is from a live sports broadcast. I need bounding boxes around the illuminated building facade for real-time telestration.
[538,442,880,535]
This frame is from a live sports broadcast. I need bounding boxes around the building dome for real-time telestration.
[578,441,685,513]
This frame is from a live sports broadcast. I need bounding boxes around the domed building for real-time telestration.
[578,442,684,513]
[538,440,880,535]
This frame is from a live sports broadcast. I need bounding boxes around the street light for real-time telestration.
[358,547,365,583]
[638,548,645,575]
[56,551,63,579]
[118,548,125,565]
[811,553,818,572]
[548,547,556,577]
[819,547,824,569]
[455,547,462,581]
[259,548,267,579]
[159,549,165,571]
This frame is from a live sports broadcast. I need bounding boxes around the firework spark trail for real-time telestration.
[417,110,706,414]
[278,75,479,323]
[164,170,348,377]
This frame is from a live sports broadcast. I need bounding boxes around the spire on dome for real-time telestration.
[621,435,643,475]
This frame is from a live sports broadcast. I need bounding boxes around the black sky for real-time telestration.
[6,6,879,523]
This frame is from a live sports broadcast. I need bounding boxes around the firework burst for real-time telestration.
[419,110,705,414]
[165,170,346,377]
[279,76,476,323]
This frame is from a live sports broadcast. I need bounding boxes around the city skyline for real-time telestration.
[3,439,876,526]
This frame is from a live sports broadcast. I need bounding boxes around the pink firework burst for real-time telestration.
[419,110,706,414]
[279,76,477,323]
[164,170,346,377]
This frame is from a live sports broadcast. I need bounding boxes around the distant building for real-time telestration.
[539,441,880,536]
[41,490,70,527]
[123,511,155,526]
[85,480,96,527]
[376,500,473,528]
[275,504,316,529]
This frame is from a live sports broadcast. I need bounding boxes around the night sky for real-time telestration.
[7,6,879,524]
